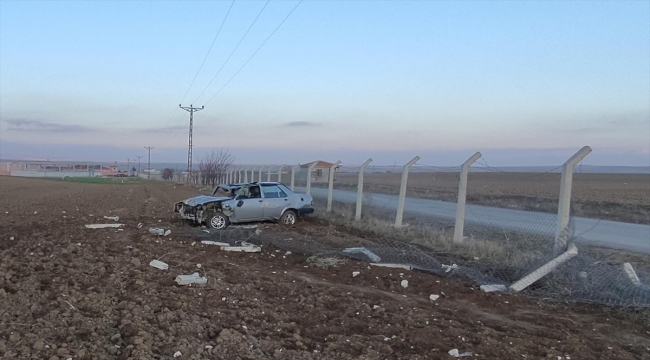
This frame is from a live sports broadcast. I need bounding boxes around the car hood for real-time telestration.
[181,195,232,207]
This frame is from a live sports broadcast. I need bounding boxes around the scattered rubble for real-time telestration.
[352,271,360,277]
[103,215,120,221]
[85,224,124,229]
[400,280,409,288]
[429,294,440,301]
[480,284,507,293]
[175,272,207,285]
[149,227,171,236]
[149,260,169,270]
[201,240,230,247]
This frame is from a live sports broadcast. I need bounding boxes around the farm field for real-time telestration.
[0,176,649,359]
[328,172,650,224]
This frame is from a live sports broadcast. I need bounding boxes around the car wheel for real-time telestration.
[207,212,230,230]
[280,210,297,226]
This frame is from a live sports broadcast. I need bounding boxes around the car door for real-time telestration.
[261,184,289,219]
[231,185,265,221]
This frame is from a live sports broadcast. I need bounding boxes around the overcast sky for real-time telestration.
[1,0,649,166]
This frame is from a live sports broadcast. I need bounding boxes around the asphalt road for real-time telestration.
[297,186,650,254]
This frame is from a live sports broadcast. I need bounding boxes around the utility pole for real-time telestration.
[144,146,155,180]
[179,104,204,178]
[135,155,143,174]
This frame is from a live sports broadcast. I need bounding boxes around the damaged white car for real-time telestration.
[173,182,315,230]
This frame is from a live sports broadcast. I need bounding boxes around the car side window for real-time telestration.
[262,185,287,199]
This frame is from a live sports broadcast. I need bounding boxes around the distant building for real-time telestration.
[0,161,121,178]
[298,160,340,183]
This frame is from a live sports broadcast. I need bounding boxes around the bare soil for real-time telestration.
[329,172,650,224]
[1,176,649,359]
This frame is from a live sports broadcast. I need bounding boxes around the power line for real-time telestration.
[203,0,303,106]
[155,1,236,142]
[180,0,236,103]
[144,146,155,180]
[192,0,271,104]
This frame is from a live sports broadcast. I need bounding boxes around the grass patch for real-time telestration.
[45,176,145,184]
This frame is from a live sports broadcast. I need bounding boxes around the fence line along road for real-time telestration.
[295,186,650,254]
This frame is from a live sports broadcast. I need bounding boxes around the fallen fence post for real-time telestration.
[510,243,578,292]
[291,164,299,191]
[554,146,592,255]
[453,152,482,244]
[306,162,318,195]
[395,156,420,227]
[355,158,373,221]
[622,262,642,287]
[326,160,341,212]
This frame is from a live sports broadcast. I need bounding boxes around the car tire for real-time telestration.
[280,210,297,226]
[207,212,230,230]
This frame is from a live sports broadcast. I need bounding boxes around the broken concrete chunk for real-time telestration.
[400,280,408,288]
[149,260,169,270]
[201,241,230,247]
[352,271,360,277]
[222,245,261,253]
[370,263,412,270]
[103,216,120,221]
[448,349,460,357]
[175,273,207,286]
[429,294,440,301]
[173,351,182,358]
[343,247,381,262]
[85,224,124,229]
[149,227,168,236]
[164,229,172,236]
[480,284,507,293]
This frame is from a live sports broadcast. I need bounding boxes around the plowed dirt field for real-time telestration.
[1,176,648,359]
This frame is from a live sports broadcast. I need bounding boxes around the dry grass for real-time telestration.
[313,199,553,277]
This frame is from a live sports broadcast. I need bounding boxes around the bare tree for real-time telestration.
[198,149,235,186]
[162,168,175,180]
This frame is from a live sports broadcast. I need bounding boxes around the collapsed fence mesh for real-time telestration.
[175,160,650,308]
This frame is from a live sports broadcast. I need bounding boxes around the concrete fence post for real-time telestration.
[278,166,283,183]
[554,146,592,255]
[326,161,342,212]
[291,164,299,191]
[238,168,243,183]
[244,168,249,183]
[305,162,318,195]
[453,152,482,244]
[395,156,420,227]
[267,167,272,182]
[258,167,263,182]
[250,168,256,183]
[355,158,373,221]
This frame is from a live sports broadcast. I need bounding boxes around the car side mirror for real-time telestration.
[237,200,244,207]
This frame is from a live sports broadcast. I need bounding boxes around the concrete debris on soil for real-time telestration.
[175,273,207,286]
[370,263,412,270]
[480,284,508,293]
[429,294,440,301]
[442,263,459,273]
[149,260,169,270]
[448,349,473,357]
[173,351,182,357]
[103,215,120,221]
[352,271,360,277]
[223,245,261,253]
[149,227,171,236]
[201,240,230,246]
[85,224,124,229]
[401,280,409,288]
[343,247,381,262]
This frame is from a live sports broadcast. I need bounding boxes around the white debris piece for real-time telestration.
[401,280,408,288]
[175,273,207,285]
[9,237,14,241]
[196,264,202,269]
[103,216,120,221]
[149,260,169,270]
[352,271,360,277]
[205,345,213,349]
[85,224,124,229]
[429,294,440,301]
[480,284,507,293]
[285,251,292,255]
[623,262,642,287]
[222,245,261,253]
[164,229,172,236]
[137,223,143,228]
[343,247,381,262]
[255,229,262,236]
[370,263,412,270]
[201,240,230,247]
[459,352,473,357]
[173,351,182,358]
[149,227,171,236]
[442,264,459,273]
[448,349,460,357]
